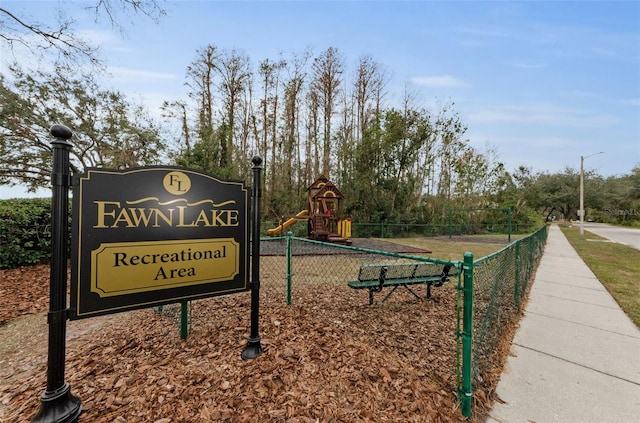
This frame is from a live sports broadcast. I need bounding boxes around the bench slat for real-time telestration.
[348,275,444,289]
[348,262,456,304]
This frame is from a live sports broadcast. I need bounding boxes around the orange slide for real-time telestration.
[266,210,309,236]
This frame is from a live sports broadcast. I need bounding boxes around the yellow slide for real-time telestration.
[267,210,309,236]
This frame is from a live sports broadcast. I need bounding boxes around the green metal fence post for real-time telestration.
[461,252,474,419]
[286,231,293,305]
[514,242,521,307]
[507,208,512,243]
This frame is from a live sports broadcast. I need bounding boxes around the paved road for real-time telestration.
[581,222,640,249]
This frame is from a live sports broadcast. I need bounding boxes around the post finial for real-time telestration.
[50,124,73,140]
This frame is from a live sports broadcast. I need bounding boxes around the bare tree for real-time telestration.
[214,49,252,174]
[282,50,310,189]
[354,55,388,144]
[306,89,321,180]
[161,100,191,151]
[0,1,165,67]
[178,45,223,173]
[257,57,285,208]
[335,86,354,180]
[237,72,255,180]
[310,47,343,177]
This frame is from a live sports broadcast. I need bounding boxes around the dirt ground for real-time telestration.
[0,239,517,422]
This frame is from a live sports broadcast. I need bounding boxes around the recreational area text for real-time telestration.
[91,239,239,297]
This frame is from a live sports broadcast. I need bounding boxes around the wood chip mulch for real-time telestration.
[0,262,511,422]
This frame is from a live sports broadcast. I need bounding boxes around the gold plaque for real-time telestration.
[91,238,239,297]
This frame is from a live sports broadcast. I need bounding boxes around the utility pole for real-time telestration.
[580,151,604,235]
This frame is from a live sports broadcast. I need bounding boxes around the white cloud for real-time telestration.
[0,185,49,200]
[410,75,469,88]
[107,66,176,82]
[560,90,601,99]
[468,103,620,128]
[591,46,616,57]
[455,26,514,39]
[470,133,573,148]
[75,29,120,46]
[504,60,547,69]
[620,98,640,107]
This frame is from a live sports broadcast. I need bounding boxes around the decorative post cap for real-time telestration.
[50,124,73,140]
[252,156,263,166]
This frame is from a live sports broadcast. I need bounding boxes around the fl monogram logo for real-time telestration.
[163,171,191,195]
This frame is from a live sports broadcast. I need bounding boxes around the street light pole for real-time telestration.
[579,151,604,235]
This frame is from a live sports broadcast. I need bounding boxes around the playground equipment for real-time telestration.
[266,209,308,236]
[267,175,352,245]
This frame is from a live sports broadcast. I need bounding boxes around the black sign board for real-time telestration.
[71,167,249,319]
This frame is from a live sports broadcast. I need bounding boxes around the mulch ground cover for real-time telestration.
[0,240,514,422]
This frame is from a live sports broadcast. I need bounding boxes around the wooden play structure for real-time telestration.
[267,175,352,245]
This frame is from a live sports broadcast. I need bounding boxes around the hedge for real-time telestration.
[0,198,57,269]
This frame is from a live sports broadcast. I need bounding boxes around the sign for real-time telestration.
[71,167,249,319]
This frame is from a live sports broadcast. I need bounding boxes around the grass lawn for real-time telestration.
[561,225,640,327]
[388,236,511,261]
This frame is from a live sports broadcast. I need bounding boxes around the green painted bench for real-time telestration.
[348,262,455,305]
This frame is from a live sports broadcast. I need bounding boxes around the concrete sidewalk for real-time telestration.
[485,224,640,423]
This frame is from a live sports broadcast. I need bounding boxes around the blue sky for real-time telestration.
[1,0,639,198]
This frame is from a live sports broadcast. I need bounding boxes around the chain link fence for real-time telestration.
[258,235,458,307]
[351,223,538,239]
[462,224,548,416]
[256,235,465,406]
[257,227,547,419]
[157,226,547,420]
[261,221,541,239]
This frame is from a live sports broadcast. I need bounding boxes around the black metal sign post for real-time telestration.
[32,125,82,422]
[242,156,263,360]
[31,127,258,419]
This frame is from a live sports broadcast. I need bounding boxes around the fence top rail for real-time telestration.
[351,223,450,227]
[474,224,547,265]
[263,235,460,268]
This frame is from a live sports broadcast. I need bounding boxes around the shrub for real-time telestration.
[0,198,53,269]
